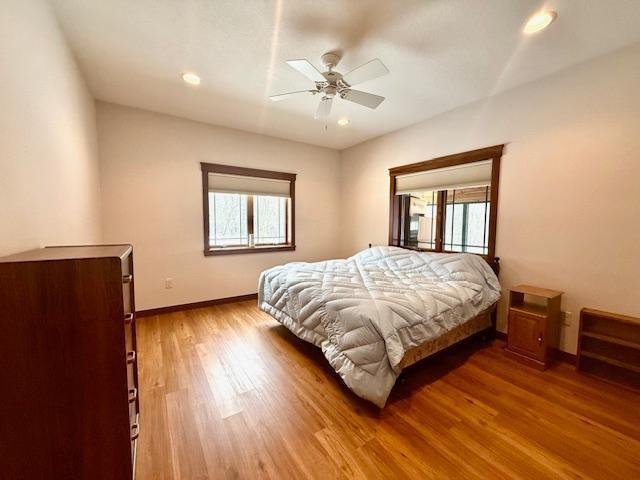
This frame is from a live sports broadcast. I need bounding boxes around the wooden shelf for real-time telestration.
[580,351,640,374]
[582,308,640,327]
[581,331,640,351]
[509,303,548,318]
[578,308,640,392]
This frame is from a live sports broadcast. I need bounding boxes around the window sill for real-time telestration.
[204,244,296,256]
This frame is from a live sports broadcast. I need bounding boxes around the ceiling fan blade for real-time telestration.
[286,59,326,83]
[269,90,315,101]
[341,89,385,109]
[314,98,333,119]
[342,58,389,86]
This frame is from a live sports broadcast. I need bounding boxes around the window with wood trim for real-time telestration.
[388,145,503,260]
[201,163,296,255]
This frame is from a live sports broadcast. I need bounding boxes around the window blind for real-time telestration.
[395,160,492,194]
[208,173,291,197]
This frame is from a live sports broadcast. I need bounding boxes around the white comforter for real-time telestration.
[258,246,501,407]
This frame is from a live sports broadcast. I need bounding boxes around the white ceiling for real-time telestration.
[50,0,640,150]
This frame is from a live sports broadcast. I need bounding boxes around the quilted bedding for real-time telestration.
[258,246,501,407]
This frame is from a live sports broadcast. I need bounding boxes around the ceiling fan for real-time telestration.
[269,52,389,119]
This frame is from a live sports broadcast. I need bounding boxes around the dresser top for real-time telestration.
[0,245,132,263]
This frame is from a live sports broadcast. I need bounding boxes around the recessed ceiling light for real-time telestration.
[523,11,557,34]
[337,118,350,126]
[181,72,201,85]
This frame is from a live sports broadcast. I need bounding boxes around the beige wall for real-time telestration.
[0,0,101,255]
[340,43,640,353]
[97,103,341,310]
[7,1,636,354]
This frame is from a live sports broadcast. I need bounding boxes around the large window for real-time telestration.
[201,163,295,255]
[389,145,503,261]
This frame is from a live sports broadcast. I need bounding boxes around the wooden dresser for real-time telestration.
[505,284,563,370]
[0,245,139,480]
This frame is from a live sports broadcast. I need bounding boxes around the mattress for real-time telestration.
[258,246,501,407]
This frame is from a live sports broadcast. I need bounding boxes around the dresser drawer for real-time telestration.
[129,386,139,418]
[130,413,140,471]
[127,357,139,411]
[121,253,134,315]
[123,281,133,314]
[125,317,135,353]
[126,350,137,382]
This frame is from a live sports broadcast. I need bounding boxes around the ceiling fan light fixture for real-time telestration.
[337,118,350,126]
[523,11,557,34]
[181,72,201,85]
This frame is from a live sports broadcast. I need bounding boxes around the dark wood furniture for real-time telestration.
[0,245,139,480]
[505,284,563,370]
[577,308,640,391]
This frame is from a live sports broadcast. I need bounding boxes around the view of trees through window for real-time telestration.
[209,193,287,247]
[253,195,287,245]
[210,193,248,246]
[403,186,491,255]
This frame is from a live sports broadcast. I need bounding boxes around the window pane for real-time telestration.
[254,195,287,245]
[466,203,488,254]
[444,203,464,252]
[444,186,490,254]
[209,192,248,246]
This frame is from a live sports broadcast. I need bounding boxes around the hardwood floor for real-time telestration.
[136,300,640,479]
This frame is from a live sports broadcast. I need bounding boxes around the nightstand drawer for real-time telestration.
[507,310,545,360]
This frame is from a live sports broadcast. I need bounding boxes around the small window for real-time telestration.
[201,163,296,255]
[389,145,503,260]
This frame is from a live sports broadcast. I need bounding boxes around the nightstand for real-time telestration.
[505,284,563,370]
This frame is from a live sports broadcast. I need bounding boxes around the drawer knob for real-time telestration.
[538,335,543,344]
[122,274,133,284]
[126,351,136,364]
[130,423,140,441]
[128,387,138,403]
[124,313,134,325]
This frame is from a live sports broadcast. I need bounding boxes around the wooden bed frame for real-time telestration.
[395,248,500,369]
[400,304,497,369]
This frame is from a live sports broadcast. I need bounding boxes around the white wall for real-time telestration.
[340,43,640,353]
[0,0,101,255]
[97,103,341,310]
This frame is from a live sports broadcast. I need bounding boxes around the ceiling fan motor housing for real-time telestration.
[317,52,351,98]
[321,52,341,70]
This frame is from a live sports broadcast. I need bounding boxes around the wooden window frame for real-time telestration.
[201,163,296,256]
[388,145,503,262]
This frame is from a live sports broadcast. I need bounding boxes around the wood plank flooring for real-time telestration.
[136,300,640,479]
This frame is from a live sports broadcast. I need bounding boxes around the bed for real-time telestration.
[258,246,501,407]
